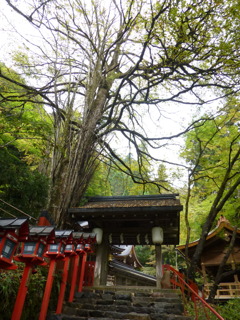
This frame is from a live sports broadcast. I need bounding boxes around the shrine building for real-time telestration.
[69,194,183,287]
[177,219,240,300]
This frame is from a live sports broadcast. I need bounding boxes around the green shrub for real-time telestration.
[185,298,240,320]
[216,299,240,320]
[0,262,61,320]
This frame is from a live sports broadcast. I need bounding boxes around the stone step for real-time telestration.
[62,308,186,319]
[48,286,193,320]
[63,301,184,314]
[82,286,179,295]
[60,304,190,319]
[73,290,183,307]
[74,289,182,300]
[57,314,193,320]
[51,315,193,320]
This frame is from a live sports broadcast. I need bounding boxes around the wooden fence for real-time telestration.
[204,282,240,299]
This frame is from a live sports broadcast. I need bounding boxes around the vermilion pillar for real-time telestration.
[38,259,57,320]
[78,251,87,292]
[11,264,32,320]
[68,254,80,302]
[56,256,71,314]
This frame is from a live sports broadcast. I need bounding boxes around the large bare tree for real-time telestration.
[1,0,240,226]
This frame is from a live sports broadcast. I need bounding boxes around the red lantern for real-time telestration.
[76,232,96,293]
[45,239,66,259]
[0,218,29,270]
[76,243,85,252]
[11,226,54,320]
[39,230,71,320]
[14,226,54,265]
[82,232,96,253]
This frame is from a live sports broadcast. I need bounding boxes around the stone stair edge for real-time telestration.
[49,314,193,320]
[83,285,180,293]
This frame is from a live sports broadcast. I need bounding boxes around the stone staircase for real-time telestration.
[48,286,193,320]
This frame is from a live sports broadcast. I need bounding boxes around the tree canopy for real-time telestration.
[1,0,240,226]
[0,63,50,218]
[179,97,240,276]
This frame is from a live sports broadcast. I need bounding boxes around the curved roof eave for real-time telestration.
[177,221,240,251]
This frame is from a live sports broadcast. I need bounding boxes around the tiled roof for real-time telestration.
[78,194,181,209]
[0,218,28,229]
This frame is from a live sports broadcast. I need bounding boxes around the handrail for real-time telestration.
[163,264,224,320]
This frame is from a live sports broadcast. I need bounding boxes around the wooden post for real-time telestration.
[78,252,87,292]
[155,244,162,288]
[11,264,32,320]
[39,259,56,320]
[68,254,79,302]
[94,237,109,286]
[56,256,70,314]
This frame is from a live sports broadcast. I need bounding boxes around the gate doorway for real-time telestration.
[69,194,183,287]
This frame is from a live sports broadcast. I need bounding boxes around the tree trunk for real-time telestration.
[47,85,113,226]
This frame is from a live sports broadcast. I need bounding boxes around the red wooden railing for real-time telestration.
[163,265,224,320]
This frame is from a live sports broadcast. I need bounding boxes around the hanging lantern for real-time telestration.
[92,228,103,244]
[152,226,163,244]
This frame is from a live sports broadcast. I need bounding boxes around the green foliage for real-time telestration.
[0,144,49,218]
[108,168,130,196]
[0,63,52,173]
[85,153,173,198]
[2,0,240,227]
[185,299,240,320]
[0,63,51,152]
[135,245,156,275]
[136,245,180,276]
[216,299,240,320]
[180,100,240,240]
[3,0,240,226]
[0,263,61,320]
[101,154,173,196]
[0,63,51,218]
[135,245,153,266]
[162,246,178,266]
[0,269,20,319]
[84,161,112,197]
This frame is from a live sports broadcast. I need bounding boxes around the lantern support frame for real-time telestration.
[11,226,54,320]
